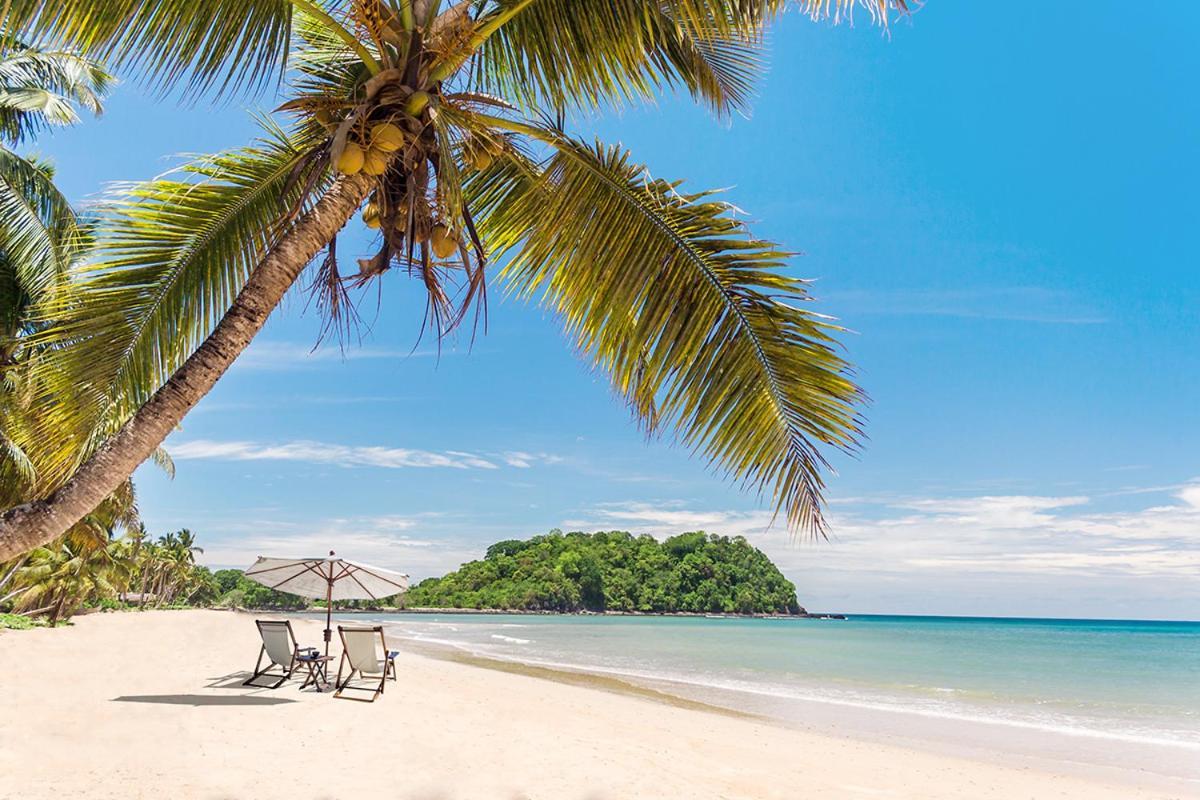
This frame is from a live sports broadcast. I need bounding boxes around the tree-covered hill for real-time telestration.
[406,530,804,615]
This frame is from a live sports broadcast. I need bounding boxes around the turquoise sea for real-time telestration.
[332,612,1200,781]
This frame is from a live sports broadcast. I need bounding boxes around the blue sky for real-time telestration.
[37,4,1200,619]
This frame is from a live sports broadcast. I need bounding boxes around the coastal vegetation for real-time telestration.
[0,0,909,561]
[0,526,220,625]
[407,530,803,614]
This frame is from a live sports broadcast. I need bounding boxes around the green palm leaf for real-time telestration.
[26,121,330,480]
[471,129,863,534]
[0,47,114,143]
[472,0,778,115]
[2,0,296,99]
[0,149,79,308]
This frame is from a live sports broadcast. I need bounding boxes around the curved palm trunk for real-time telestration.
[0,173,373,561]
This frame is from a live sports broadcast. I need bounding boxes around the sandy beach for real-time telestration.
[0,610,1191,799]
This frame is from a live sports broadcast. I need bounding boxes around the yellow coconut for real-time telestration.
[362,147,390,176]
[405,90,431,116]
[335,142,365,175]
[430,225,458,259]
[362,203,381,229]
[370,122,405,153]
[469,150,493,171]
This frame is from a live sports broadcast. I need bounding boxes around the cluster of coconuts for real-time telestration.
[333,91,430,177]
[360,193,459,259]
[336,120,406,176]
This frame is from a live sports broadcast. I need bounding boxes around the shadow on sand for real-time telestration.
[112,694,296,706]
[204,671,262,689]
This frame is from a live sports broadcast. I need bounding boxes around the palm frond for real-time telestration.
[25,121,331,483]
[149,446,175,480]
[0,148,80,307]
[471,130,863,535]
[0,47,114,144]
[2,0,295,100]
[798,0,910,26]
[471,0,782,116]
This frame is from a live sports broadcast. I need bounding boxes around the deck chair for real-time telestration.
[334,626,398,702]
[244,619,307,688]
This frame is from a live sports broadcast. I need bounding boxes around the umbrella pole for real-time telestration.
[324,573,333,657]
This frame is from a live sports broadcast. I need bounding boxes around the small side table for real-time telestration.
[296,654,335,692]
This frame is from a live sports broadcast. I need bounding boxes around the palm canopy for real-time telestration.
[0,0,907,560]
[0,38,112,506]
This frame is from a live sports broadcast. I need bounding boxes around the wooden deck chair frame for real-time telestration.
[244,619,303,688]
[334,625,398,702]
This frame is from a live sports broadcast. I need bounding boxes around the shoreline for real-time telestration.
[1,609,1193,799]
[260,605,845,619]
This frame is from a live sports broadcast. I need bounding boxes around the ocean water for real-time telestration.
[335,612,1200,779]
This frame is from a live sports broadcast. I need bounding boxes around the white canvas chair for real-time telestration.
[244,619,308,688]
[334,625,398,702]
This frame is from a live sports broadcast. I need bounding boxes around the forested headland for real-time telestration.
[406,530,804,615]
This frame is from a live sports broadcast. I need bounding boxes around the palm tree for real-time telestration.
[0,36,112,507]
[0,0,907,561]
[173,528,203,566]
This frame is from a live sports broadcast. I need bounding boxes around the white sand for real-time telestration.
[0,610,1187,799]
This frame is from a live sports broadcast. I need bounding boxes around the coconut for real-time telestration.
[469,150,493,171]
[362,203,381,229]
[335,142,365,175]
[405,91,431,116]
[370,122,405,153]
[430,225,458,259]
[362,147,389,176]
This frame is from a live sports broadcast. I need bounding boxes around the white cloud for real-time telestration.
[1178,484,1200,510]
[571,501,776,537]
[232,341,453,371]
[170,439,498,470]
[500,451,564,469]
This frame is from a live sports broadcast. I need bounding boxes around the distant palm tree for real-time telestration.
[173,528,203,565]
[0,0,907,560]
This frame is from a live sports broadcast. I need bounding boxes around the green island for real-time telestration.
[406,530,805,615]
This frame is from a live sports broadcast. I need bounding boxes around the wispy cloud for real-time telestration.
[170,439,498,470]
[168,438,567,474]
[501,451,564,469]
[231,341,460,371]
[587,501,756,530]
[823,287,1107,325]
[566,501,777,538]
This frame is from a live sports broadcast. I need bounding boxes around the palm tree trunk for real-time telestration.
[0,173,373,561]
[48,593,65,625]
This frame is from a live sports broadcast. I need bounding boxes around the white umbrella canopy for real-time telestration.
[244,551,409,655]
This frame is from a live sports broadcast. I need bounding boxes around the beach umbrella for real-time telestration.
[243,551,409,655]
